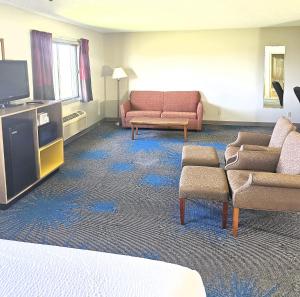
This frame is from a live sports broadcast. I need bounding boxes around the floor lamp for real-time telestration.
[112,67,127,126]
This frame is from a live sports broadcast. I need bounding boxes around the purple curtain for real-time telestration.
[79,39,93,102]
[30,30,55,100]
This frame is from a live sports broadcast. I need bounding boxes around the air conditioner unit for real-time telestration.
[63,110,87,140]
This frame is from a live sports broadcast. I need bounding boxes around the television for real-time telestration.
[0,60,30,104]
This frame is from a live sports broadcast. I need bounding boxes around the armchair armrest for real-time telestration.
[225,150,280,172]
[241,145,281,153]
[249,172,300,189]
[228,132,271,147]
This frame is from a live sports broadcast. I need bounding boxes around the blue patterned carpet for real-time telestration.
[0,123,299,297]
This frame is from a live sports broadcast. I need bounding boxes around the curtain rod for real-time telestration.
[53,36,79,45]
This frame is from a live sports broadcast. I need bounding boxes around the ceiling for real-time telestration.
[1,0,300,32]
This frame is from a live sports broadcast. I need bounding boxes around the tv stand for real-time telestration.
[26,101,45,105]
[0,101,63,206]
[0,101,24,109]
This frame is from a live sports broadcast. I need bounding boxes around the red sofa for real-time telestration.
[120,91,203,130]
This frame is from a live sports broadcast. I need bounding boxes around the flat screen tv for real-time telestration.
[0,60,29,103]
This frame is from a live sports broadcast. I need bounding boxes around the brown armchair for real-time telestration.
[225,131,300,237]
[225,117,296,163]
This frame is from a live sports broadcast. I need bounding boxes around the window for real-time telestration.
[52,41,80,101]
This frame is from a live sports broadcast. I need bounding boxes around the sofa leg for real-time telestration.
[131,126,135,140]
[222,201,228,229]
[232,207,240,238]
[136,127,139,135]
[180,198,185,225]
[183,125,188,141]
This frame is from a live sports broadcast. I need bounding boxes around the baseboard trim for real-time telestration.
[203,120,276,127]
[95,118,300,130]
[104,117,276,127]
[103,117,119,122]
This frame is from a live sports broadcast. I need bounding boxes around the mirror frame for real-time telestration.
[263,45,285,109]
[0,39,5,60]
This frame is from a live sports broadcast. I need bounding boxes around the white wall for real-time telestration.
[103,28,300,123]
[2,3,300,125]
[0,4,105,127]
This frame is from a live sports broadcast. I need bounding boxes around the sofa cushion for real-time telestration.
[161,111,197,120]
[130,91,163,111]
[126,110,161,118]
[276,131,300,174]
[269,117,295,148]
[163,91,200,112]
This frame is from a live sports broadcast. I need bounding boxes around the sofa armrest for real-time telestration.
[120,100,131,118]
[196,102,203,120]
[120,100,131,127]
[194,102,203,130]
[228,132,271,147]
[248,172,300,189]
[225,150,280,172]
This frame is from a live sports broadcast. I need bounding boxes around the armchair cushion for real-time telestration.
[225,150,280,172]
[269,117,295,148]
[277,131,300,174]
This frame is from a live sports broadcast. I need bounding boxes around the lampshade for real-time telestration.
[112,67,127,80]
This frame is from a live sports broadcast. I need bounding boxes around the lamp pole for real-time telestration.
[112,67,127,127]
[116,79,120,126]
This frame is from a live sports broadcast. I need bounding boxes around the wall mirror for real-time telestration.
[263,45,285,108]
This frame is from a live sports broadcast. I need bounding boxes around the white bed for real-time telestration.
[0,239,206,297]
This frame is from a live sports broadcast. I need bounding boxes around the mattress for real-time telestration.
[0,239,206,297]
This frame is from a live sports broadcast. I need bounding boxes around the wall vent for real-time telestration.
[63,110,87,140]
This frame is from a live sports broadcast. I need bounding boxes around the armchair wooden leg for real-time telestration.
[232,207,240,238]
[222,201,228,229]
[180,198,185,225]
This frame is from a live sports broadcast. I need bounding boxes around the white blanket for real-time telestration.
[0,239,206,297]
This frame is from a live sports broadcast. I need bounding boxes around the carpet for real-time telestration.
[0,123,299,297]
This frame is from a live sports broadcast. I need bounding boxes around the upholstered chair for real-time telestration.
[225,131,300,237]
[225,117,296,163]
